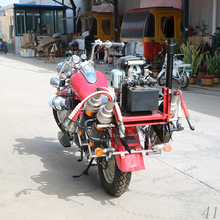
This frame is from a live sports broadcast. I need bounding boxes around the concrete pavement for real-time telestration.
[0,53,220,220]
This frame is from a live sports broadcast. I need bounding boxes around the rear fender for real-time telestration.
[111,127,145,172]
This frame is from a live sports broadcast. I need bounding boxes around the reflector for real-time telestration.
[95,148,104,157]
[163,143,172,152]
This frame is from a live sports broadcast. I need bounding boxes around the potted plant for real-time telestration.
[201,51,219,86]
[197,41,213,77]
[206,50,220,84]
[181,42,204,84]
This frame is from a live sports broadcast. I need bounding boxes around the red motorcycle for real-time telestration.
[49,39,194,197]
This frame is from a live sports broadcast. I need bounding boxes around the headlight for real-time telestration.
[72,55,80,64]
[56,62,64,73]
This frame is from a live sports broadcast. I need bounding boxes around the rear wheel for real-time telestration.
[98,156,132,197]
[180,71,189,89]
[157,71,166,86]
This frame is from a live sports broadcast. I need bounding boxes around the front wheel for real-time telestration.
[157,71,166,86]
[53,109,71,130]
[180,71,189,89]
[98,156,132,197]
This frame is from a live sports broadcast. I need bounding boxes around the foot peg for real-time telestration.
[58,131,71,147]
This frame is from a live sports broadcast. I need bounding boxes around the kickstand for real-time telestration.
[73,158,95,178]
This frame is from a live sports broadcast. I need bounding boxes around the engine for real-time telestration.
[111,56,159,113]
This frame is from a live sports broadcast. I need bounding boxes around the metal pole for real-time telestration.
[114,0,119,42]
[212,0,217,35]
[183,0,189,39]
[70,0,76,34]
[166,39,175,89]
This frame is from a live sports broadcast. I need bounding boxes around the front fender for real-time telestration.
[157,69,166,78]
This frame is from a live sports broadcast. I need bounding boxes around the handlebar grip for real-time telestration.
[92,41,124,47]
[111,42,124,47]
[186,116,195,131]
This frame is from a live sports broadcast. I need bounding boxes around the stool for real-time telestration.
[45,43,57,63]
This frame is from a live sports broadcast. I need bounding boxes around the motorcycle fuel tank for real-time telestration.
[70,71,108,100]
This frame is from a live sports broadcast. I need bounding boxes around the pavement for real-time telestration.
[0,53,220,220]
[3,53,220,91]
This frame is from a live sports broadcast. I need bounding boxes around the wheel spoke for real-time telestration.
[102,157,115,184]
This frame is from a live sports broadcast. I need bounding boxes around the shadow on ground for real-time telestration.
[13,136,116,204]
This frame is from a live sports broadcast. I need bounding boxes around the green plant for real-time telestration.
[205,50,220,76]
[198,41,213,71]
[198,41,213,55]
[151,56,161,70]
[198,21,209,36]
[181,42,204,76]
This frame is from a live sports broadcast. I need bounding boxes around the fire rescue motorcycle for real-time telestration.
[48,39,194,197]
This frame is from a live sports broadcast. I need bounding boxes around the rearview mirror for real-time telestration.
[50,77,60,88]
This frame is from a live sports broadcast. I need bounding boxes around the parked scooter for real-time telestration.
[48,39,194,197]
[157,53,192,89]
[155,39,192,89]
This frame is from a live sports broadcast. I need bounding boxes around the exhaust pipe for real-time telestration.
[48,94,69,111]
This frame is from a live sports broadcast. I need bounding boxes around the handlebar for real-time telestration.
[160,39,167,43]
[92,39,124,48]
[186,116,195,131]
[90,39,124,60]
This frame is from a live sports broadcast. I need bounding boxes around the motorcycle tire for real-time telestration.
[180,71,189,89]
[157,72,166,86]
[98,156,132,197]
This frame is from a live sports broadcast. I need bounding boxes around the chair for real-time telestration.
[45,43,57,63]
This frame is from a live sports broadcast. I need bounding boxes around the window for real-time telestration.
[55,11,64,34]
[26,10,40,34]
[42,10,54,35]
[144,12,155,37]
[161,16,174,38]
[16,10,25,35]
[102,19,111,35]
[15,7,66,36]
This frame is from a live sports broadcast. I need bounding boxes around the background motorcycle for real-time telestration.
[0,38,7,54]
[157,53,192,89]
[48,39,194,197]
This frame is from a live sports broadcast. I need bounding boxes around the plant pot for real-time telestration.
[151,69,160,78]
[213,76,220,85]
[198,69,207,78]
[189,76,196,84]
[201,75,214,87]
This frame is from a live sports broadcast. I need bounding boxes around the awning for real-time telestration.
[13,4,67,10]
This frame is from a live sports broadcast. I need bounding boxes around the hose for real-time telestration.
[174,89,189,117]
[97,87,125,135]
[174,89,195,130]
[68,90,114,122]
